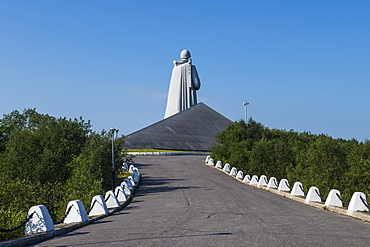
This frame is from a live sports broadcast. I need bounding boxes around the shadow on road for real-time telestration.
[135,176,199,197]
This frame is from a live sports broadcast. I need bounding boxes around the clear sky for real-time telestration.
[1,1,369,141]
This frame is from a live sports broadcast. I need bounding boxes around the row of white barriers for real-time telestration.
[24,164,140,236]
[205,156,369,214]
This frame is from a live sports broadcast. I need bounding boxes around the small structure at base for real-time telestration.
[63,200,89,224]
[124,103,232,152]
[25,205,54,235]
[88,195,109,217]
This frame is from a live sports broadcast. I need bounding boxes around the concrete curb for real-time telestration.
[0,181,141,247]
[127,152,209,156]
[207,164,370,223]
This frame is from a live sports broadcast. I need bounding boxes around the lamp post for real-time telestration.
[110,128,119,191]
[243,101,249,123]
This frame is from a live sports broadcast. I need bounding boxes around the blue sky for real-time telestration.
[1,1,369,141]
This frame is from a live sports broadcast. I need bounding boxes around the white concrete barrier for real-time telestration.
[105,190,120,209]
[132,169,140,183]
[236,170,244,180]
[133,167,140,176]
[88,195,109,217]
[130,176,137,187]
[325,189,343,207]
[122,162,129,171]
[305,187,321,203]
[121,181,132,196]
[207,158,215,166]
[124,177,134,190]
[205,155,211,164]
[129,165,135,173]
[348,192,369,212]
[267,177,278,189]
[230,167,237,176]
[25,205,54,235]
[223,163,231,173]
[63,200,88,224]
[250,175,259,185]
[278,179,290,192]
[115,186,127,203]
[257,175,268,187]
[291,182,305,196]
[243,175,251,184]
[215,160,223,169]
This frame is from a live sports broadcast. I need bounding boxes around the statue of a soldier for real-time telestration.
[164,50,201,118]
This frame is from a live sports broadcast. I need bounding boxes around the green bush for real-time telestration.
[0,109,127,241]
[211,119,370,202]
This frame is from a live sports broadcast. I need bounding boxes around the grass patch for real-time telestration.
[118,171,131,180]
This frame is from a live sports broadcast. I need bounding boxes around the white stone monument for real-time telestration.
[164,50,201,118]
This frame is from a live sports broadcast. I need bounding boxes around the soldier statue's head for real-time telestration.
[180,50,191,59]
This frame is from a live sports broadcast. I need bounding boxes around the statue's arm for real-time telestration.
[191,65,201,90]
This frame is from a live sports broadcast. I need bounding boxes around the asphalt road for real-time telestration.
[34,155,370,246]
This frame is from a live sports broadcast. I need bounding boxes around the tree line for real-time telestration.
[0,109,129,240]
[211,119,370,203]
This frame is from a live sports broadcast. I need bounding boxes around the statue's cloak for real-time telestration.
[164,60,200,118]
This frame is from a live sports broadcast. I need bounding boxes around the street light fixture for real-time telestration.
[243,101,249,123]
[110,128,119,191]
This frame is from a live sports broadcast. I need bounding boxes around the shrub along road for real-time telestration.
[35,155,370,246]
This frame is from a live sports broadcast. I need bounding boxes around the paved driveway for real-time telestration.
[34,155,370,246]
